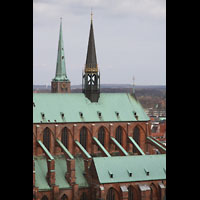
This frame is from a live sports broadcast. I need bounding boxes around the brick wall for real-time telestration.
[33,121,166,200]
[33,121,150,157]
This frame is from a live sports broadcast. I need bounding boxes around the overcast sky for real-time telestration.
[33,0,166,86]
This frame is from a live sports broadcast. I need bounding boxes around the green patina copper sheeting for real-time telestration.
[93,154,166,184]
[33,93,150,123]
[34,155,89,191]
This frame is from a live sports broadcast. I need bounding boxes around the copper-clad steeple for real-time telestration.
[51,18,71,93]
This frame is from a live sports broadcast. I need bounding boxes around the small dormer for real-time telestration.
[108,170,114,178]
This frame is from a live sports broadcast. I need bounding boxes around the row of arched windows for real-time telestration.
[39,183,163,200]
[41,194,68,200]
[106,185,160,200]
[42,126,141,153]
[106,187,135,200]
[40,184,160,200]
[40,193,87,200]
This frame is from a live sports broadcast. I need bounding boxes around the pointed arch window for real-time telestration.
[106,188,116,200]
[43,128,50,151]
[80,192,88,200]
[61,194,68,200]
[80,127,87,149]
[98,127,105,147]
[41,195,48,200]
[128,186,134,200]
[133,126,140,153]
[61,127,69,149]
[150,184,158,200]
[115,126,122,149]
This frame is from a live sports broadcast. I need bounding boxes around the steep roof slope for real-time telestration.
[33,93,150,123]
[92,154,166,183]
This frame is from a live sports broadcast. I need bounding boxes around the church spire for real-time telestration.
[51,18,71,93]
[54,18,69,81]
[85,10,98,73]
[82,11,100,102]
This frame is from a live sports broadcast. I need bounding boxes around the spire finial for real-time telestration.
[132,75,137,99]
[91,8,93,22]
[132,76,135,93]
[60,17,62,32]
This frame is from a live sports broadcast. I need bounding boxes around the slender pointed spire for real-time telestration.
[51,18,71,93]
[54,18,69,81]
[82,11,100,102]
[85,10,98,73]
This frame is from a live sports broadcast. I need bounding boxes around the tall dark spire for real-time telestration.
[82,11,100,102]
[85,11,98,73]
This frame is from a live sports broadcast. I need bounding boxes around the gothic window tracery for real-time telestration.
[98,127,105,147]
[61,127,68,149]
[80,127,87,149]
[80,192,88,200]
[128,186,134,200]
[133,126,140,153]
[61,194,68,200]
[43,128,50,151]
[106,188,117,200]
[41,195,48,200]
[115,126,122,149]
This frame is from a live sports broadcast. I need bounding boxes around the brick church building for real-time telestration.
[33,14,166,200]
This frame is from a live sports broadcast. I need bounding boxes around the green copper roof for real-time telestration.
[33,93,150,123]
[92,154,166,184]
[34,155,88,190]
[34,156,51,190]
[53,19,69,82]
[75,157,89,188]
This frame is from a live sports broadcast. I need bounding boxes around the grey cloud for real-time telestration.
[34,0,166,19]
[33,0,166,85]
